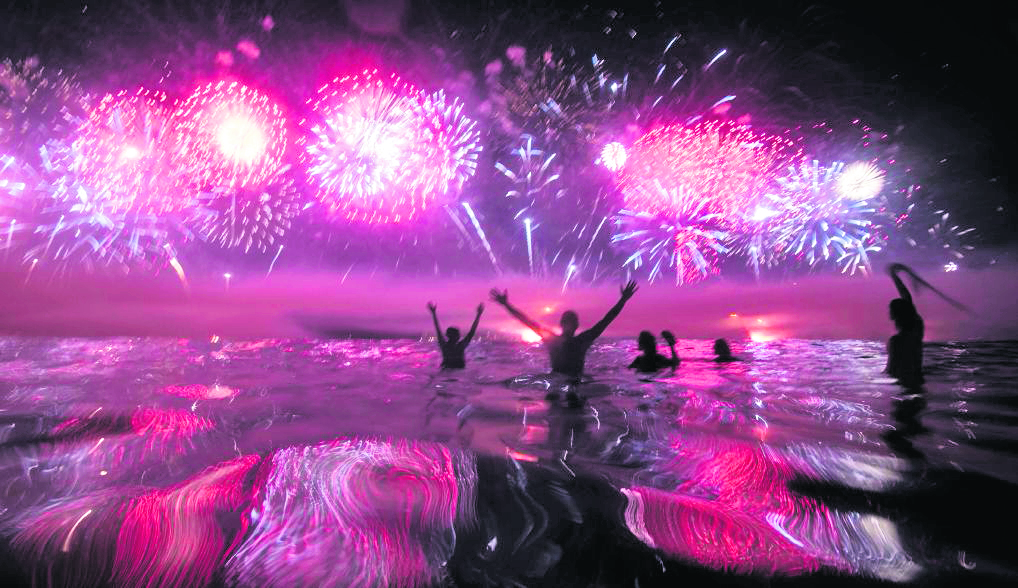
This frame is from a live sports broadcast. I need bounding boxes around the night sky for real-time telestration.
[2,0,1014,242]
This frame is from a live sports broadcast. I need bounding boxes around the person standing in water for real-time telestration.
[489,281,638,380]
[629,330,680,373]
[427,302,484,369]
[886,263,925,387]
[713,338,739,362]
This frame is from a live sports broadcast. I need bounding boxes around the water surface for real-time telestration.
[1,337,1016,586]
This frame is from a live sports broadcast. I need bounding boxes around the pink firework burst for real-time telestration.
[175,81,288,190]
[619,120,803,223]
[303,69,479,224]
[73,89,187,215]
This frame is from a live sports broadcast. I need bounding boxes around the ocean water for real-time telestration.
[0,336,1016,587]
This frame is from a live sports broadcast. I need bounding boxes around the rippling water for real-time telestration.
[1,336,1016,587]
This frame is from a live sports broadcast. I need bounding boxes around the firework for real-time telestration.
[73,89,188,216]
[417,90,483,197]
[0,58,88,168]
[304,70,477,224]
[619,120,803,220]
[836,161,885,201]
[191,175,301,253]
[611,191,730,284]
[484,48,595,146]
[599,141,627,172]
[174,81,288,190]
[774,160,881,274]
[495,134,565,220]
[925,209,976,261]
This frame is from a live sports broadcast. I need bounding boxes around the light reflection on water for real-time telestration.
[0,337,1016,586]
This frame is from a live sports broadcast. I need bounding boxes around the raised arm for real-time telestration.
[583,281,638,340]
[662,330,680,367]
[427,302,445,344]
[489,289,554,340]
[461,303,484,346]
[888,263,913,304]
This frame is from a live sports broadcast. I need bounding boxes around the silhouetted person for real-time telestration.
[490,281,638,380]
[629,330,680,373]
[428,302,484,369]
[713,338,739,362]
[886,263,924,388]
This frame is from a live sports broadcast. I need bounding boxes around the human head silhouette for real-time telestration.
[445,327,461,343]
[713,338,732,359]
[638,331,657,354]
[889,298,917,332]
[560,311,579,336]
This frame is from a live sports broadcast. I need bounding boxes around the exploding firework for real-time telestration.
[484,46,596,147]
[599,141,627,172]
[836,161,886,201]
[493,135,615,280]
[73,89,188,216]
[191,175,301,253]
[924,208,976,261]
[418,90,483,196]
[304,70,478,224]
[174,81,288,190]
[0,58,88,168]
[611,191,730,284]
[619,120,803,220]
[774,160,881,274]
[19,141,190,269]
[495,135,565,220]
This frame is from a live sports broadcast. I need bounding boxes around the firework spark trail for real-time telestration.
[267,244,284,276]
[524,217,534,275]
[926,209,976,261]
[461,201,500,273]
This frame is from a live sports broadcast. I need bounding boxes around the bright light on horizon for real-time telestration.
[520,329,542,343]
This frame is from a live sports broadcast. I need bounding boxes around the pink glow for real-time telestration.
[0,265,1009,341]
[622,485,823,574]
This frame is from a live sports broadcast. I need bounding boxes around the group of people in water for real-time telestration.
[429,263,938,388]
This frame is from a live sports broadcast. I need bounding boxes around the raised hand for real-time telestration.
[620,280,638,301]
[427,302,437,313]
[489,288,509,305]
[661,330,676,346]
[887,263,909,275]
[477,303,485,314]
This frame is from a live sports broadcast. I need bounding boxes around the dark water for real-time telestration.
[0,336,1016,587]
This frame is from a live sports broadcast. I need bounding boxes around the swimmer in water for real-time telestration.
[427,302,484,369]
[490,281,638,380]
[713,338,739,362]
[886,263,925,387]
[629,330,680,373]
